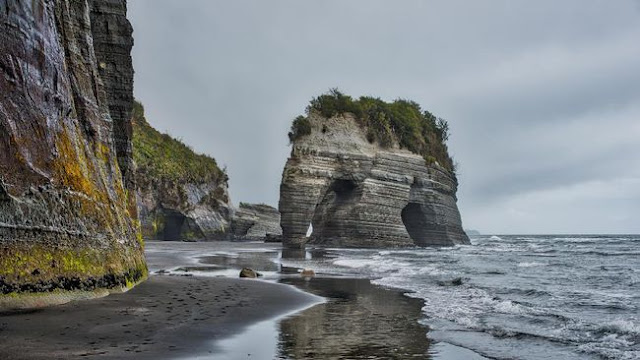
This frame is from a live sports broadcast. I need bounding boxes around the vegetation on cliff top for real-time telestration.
[289,89,456,173]
[132,100,227,184]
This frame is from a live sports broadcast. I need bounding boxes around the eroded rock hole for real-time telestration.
[401,203,431,246]
[163,210,186,240]
[310,179,359,242]
[330,179,357,202]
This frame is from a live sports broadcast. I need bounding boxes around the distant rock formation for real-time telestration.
[0,0,146,301]
[132,102,283,243]
[230,203,282,240]
[132,102,233,241]
[279,92,469,248]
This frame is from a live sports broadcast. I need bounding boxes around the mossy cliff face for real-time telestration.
[0,0,146,304]
[280,92,469,248]
[132,102,233,241]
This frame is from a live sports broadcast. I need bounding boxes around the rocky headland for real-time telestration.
[133,102,283,242]
[132,101,234,241]
[279,90,469,248]
[0,0,146,305]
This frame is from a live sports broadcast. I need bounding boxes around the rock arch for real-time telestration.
[310,179,360,244]
[279,113,469,248]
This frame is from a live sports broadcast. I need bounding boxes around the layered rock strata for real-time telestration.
[89,0,136,195]
[279,113,469,248]
[0,0,146,301]
[230,203,282,240]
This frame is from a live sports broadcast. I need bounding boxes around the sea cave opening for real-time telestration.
[163,210,186,241]
[330,179,357,203]
[308,179,359,243]
[401,202,430,246]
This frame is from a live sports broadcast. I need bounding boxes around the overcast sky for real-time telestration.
[128,0,640,234]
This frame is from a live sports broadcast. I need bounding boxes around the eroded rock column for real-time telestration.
[279,113,469,248]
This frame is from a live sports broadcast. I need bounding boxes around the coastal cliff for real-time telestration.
[279,90,469,248]
[133,102,284,242]
[132,101,233,241]
[0,0,146,302]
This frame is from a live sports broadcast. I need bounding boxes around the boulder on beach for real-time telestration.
[239,268,262,278]
[301,269,315,277]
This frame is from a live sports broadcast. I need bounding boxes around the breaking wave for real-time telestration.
[322,234,640,360]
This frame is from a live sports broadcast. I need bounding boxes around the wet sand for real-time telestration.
[1,241,487,359]
[0,275,320,359]
[199,242,488,360]
[278,277,431,358]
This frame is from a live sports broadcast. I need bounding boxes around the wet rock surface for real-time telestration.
[279,113,469,248]
[230,203,282,240]
[239,268,262,278]
[0,0,145,298]
[136,178,233,241]
[89,0,136,195]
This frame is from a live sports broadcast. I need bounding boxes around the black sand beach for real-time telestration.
[0,241,487,359]
[0,275,319,359]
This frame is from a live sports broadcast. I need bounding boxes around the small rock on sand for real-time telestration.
[239,268,262,278]
[301,269,315,277]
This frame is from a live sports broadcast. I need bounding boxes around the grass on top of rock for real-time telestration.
[288,89,456,174]
[132,100,227,184]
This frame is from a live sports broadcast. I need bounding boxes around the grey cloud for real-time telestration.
[128,0,640,234]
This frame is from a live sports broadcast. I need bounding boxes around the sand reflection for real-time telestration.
[277,277,432,359]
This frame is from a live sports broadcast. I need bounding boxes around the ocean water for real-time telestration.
[280,235,640,360]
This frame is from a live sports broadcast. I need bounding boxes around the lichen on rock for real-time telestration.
[0,0,146,306]
[279,91,470,248]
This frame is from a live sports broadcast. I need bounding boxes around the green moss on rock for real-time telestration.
[132,101,227,185]
[0,242,147,295]
[290,89,456,174]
